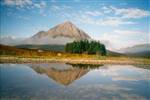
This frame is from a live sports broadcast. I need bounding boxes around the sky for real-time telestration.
[0,0,150,50]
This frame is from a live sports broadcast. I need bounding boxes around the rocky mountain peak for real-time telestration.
[47,21,91,39]
[23,21,91,45]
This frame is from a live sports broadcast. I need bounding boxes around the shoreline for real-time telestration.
[0,57,150,65]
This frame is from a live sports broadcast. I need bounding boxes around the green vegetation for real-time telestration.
[0,44,150,65]
[0,44,96,58]
[67,63,103,69]
[65,40,106,56]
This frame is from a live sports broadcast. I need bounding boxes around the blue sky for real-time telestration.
[0,0,149,50]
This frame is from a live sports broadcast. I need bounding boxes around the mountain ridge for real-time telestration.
[119,43,150,57]
[119,44,150,53]
[23,21,91,45]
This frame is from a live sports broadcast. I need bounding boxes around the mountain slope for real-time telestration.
[107,50,123,56]
[23,21,91,45]
[47,21,90,39]
[121,44,150,53]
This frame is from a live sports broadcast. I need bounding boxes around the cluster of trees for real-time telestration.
[65,40,106,56]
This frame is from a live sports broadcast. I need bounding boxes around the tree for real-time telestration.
[65,40,107,56]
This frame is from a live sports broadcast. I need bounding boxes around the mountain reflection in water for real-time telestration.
[29,63,101,85]
[0,63,149,100]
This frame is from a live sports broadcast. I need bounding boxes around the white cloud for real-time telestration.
[4,0,47,17]
[51,5,60,11]
[101,6,150,19]
[77,15,134,26]
[4,0,47,9]
[93,33,120,50]
[18,15,30,20]
[85,11,102,16]
[10,2,146,26]
[61,6,149,27]
[114,30,143,35]
[92,29,148,50]
[62,5,72,9]
[110,6,150,19]
[99,18,134,26]
[98,65,149,81]
[34,1,46,9]
[63,8,134,26]
[4,0,15,5]
[32,1,47,17]
[50,5,72,12]
[101,6,113,14]
[4,0,32,7]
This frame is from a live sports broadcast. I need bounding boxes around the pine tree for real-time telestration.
[65,40,106,56]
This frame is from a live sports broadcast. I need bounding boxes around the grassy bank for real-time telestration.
[0,55,150,65]
[0,44,150,65]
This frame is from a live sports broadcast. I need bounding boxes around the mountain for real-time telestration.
[23,21,91,45]
[121,44,150,53]
[120,44,150,57]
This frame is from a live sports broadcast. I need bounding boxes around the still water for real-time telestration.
[0,63,149,100]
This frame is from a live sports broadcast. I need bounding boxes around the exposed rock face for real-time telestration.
[23,21,91,45]
[47,21,91,39]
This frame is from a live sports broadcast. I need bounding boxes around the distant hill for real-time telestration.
[23,21,91,45]
[107,50,123,56]
[120,44,150,57]
[121,44,150,53]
